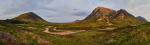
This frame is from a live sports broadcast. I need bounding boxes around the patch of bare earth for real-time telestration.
[43,28,86,35]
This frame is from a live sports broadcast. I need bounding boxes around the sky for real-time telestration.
[0,0,150,23]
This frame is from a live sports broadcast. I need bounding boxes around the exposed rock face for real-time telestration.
[112,9,142,25]
[83,7,145,26]
[13,12,47,23]
[84,7,115,22]
[113,9,135,20]
[83,7,116,25]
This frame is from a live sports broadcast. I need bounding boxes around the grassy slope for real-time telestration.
[0,22,150,45]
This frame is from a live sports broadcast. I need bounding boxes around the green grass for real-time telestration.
[0,21,150,45]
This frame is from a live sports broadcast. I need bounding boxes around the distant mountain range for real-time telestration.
[0,7,150,45]
[3,7,148,26]
[137,16,148,22]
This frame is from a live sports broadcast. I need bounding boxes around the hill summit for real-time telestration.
[12,12,47,23]
[82,7,144,26]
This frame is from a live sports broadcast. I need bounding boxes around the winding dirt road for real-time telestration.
[43,28,86,35]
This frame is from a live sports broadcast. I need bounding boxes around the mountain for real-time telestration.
[72,20,82,23]
[82,7,144,26]
[1,7,150,45]
[112,9,142,26]
[137,16,148,23]
[12,12,47,23]
[84,7,116,22]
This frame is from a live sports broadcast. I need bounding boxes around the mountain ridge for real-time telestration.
[81,7,145,26]
[12,12,47,23]
[0,7,150,45]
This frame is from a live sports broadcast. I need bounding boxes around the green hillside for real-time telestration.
[0,7,149,45]
[12,12,48,24]
[0,20,150,45]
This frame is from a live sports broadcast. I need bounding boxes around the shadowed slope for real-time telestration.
[13,12,47,23]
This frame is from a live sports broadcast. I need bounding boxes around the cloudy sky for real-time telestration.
[0,0,150,23]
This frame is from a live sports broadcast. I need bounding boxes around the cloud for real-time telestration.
[0,0,53,19]
[73,11,89,16]
[0,0,150,22]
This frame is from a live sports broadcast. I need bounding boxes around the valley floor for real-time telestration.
[43,28,86,35]
[0,23,150,45]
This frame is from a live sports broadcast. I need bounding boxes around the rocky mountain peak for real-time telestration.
[84,7,115,21]
[116,9,128,15]
[82,7,145,26]
[117,9,126,12]
[93,7,115,16]
[19,12,41,18]
[114,9,135,20]
[116,9,133,16]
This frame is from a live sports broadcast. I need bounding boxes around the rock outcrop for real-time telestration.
[82,7,144,26]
